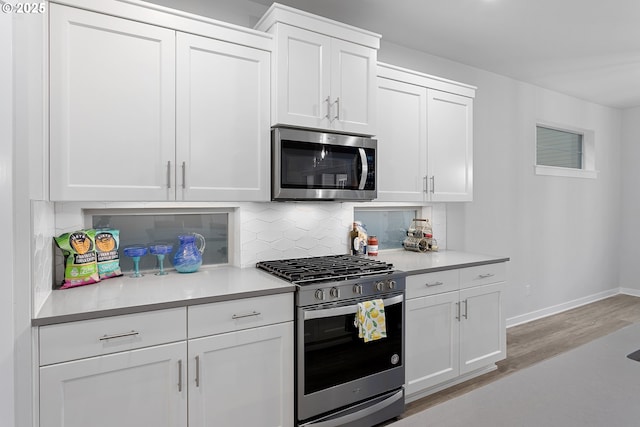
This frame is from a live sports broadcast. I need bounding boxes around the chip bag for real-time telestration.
[95,228,123,280]
[54,229,100,289]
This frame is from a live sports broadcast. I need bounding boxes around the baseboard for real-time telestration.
[620,288,640,297]
[506,288,620,328]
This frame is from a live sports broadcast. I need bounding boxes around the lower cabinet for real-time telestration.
[405,263,506,399]
[188,322,294,427]
[40,342,188,427]
[38,295,294,427]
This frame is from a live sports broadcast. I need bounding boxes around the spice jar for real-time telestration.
[367,236,379,256]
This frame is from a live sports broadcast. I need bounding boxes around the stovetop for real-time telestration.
[256,254,395,285]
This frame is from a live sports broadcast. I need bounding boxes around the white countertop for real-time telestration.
[33,265,295,326]
[34,250,509,326]
[375,249,509,275]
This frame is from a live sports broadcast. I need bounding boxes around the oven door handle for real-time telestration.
[303,294,403,320]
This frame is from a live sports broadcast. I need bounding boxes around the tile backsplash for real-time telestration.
[239,202,353,267]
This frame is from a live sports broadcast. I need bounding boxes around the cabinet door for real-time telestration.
[330,39,376,135]
[188,322,294,427]
[426,90,473,202]
[176,33,270,201]
[273,24,331,130]
[40,342,187,427]
[49,4,176,201]
[459,282,506,375]
[376,77,427,202]
[405,291,460,396]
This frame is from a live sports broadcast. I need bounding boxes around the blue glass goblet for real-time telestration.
[149,243,173,276]
[123,245,148,278]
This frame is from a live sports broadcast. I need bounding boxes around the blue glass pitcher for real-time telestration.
[173,233,206,273]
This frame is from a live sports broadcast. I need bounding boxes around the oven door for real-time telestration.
[297,292,404,423]
[272,127,377,201]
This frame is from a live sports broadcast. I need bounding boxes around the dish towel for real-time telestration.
[355,299,387,342]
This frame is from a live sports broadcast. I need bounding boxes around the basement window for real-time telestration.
[535,123,597,179]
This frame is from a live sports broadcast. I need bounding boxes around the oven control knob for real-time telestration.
[388,280,397,290]
[375,281,385,292]
[314,289,325,301]
[353,284,363,295]
[330,287,340,298]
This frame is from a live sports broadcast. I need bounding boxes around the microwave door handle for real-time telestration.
[358,148,368,190]
[303,294,403,320]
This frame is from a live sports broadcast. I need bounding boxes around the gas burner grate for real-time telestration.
[256,254,395,285]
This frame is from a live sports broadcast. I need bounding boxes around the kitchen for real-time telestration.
[2,0,640,426]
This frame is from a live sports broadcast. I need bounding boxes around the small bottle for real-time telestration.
[367,236,379,256]
[350,222,360,255]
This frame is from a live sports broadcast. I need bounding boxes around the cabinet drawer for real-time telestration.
[406,269,459,299]
[188,293,293,339]
[39,307,187,366]
[460,263,506,289]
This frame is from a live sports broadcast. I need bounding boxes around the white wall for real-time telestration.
[378,41,623,323]
[619,107,640,294]
[0,6,15,427]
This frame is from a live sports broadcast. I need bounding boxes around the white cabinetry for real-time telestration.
[176,32,270,201]
[39,308,188,427]
[459,282,506,374]
[49,4,175,201]
[187,294,294,427]
[256,4,379,135]
[405,263,506,400]
[427,90,473,202]
[40,342,187,427]
[50,3,271,201]
[376,63,475,202]
[37,294,295,427]
[376,77,427,202]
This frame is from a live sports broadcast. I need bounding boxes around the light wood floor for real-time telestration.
[394,293,640,421]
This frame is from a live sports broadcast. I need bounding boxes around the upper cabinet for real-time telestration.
[376,77,428,202]
[427,90,473,202]
[176,33,270,202]
[376,63,475,202]
[49,4,176,201]
[49,3,271,202]
[255,3,380,136]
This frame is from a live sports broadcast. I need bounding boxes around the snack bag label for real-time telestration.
[95,229,122,279]
[54,229,100,289]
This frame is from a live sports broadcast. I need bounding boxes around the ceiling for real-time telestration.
[250,0,640,109]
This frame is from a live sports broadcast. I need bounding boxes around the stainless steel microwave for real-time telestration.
[272,127,377,201]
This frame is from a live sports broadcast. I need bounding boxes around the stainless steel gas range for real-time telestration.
[257,255,406,427]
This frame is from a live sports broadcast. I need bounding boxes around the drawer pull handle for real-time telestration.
[98,330,140,341]
[178,359,183,392]
[426,281,444,287]
[232,311,261,320]
[478,273,495,279]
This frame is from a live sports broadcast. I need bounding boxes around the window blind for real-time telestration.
[536,126,583,169]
